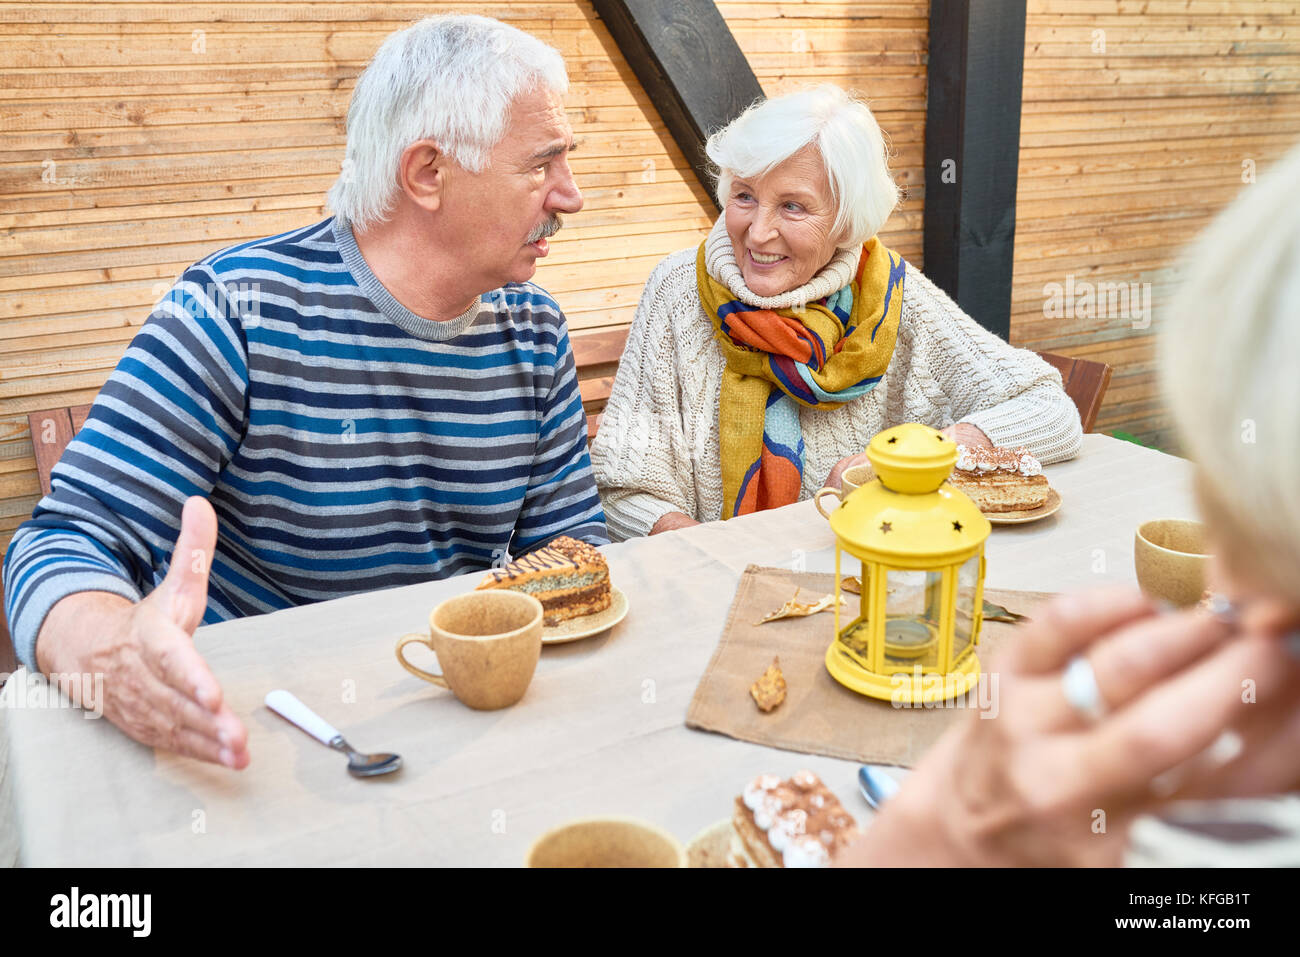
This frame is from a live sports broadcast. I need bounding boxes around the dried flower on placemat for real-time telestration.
[749,657,787,713]
[982,598,1029,623]
[840,576,862,594]
[755,588,844,625]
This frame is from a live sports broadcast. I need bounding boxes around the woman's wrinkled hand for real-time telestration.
[824,452,868,491]
[649,511,701,535]
[940,422,993,448]
[836,584,1300,866]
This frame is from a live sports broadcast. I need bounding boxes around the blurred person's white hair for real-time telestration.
[326,14,568,231]
[1159,140,1300,598]
[705,84,899,248]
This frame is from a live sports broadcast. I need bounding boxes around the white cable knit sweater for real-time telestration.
[590,221,1084,541]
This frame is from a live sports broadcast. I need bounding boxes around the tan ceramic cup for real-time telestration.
[525,817,687,868]
[814,463,875,519]
[396,591,543,710]
[1135,519,1211,607]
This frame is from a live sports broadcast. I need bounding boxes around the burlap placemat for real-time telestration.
[686,565,1056,768]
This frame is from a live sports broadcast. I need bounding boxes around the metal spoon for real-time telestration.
[265,689,402,778]
[857,764,900,811]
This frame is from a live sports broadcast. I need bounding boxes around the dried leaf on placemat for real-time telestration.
[840,576,862,594]
[983,598,1029,623]
[755,588,844,625]
[749,657,786,712]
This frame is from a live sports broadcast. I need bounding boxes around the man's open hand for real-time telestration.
[36,496,249,769]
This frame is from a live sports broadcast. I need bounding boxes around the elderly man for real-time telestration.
[1,15,606,769]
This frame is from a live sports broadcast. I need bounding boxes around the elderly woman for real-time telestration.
[591,85,1082,539]
[838,142,1300,866]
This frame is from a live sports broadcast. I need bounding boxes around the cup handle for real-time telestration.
[814,486,842,519]
[396,633,450,689]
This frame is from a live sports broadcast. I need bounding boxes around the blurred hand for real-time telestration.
[37,496,249,769]
[837,585,1300,866]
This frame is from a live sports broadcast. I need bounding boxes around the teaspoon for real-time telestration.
[265,689,402,778]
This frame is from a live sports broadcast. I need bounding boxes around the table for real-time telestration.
[0,434,1197,866]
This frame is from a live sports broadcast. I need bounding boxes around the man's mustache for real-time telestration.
[525,214,563,244]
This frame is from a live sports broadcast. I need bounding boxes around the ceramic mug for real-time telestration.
[396,590,543,710]
[525,816,687,868]
[814,463,875,519]
[1134,519,1211,607]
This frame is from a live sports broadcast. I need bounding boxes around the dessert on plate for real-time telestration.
[475,535,611,626]
[947,444,1050,513]
[730,770,862,867]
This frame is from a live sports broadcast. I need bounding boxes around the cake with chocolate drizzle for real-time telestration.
[730,770,862,867]
[475,535,611,626]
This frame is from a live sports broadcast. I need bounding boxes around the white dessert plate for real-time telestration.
[986,487,1063,525]
[541,586,629,645]
[686,819,735,868]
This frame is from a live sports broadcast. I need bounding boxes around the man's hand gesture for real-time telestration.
[36,496,250,768]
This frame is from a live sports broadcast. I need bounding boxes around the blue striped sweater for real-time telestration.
[3,218,608,671]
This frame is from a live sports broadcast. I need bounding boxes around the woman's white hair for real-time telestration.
[1159,140,1300,598]
[326,14,567,232]
[705,84,900,248]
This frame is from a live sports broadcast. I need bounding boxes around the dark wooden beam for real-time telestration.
[591,0,764,210]
[923,0,1027,340]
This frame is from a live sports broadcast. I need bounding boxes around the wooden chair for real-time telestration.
[0,404,94,679]
[573,328,631,442]
[1034,352,1112,434]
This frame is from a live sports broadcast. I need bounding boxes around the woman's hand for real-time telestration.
[823,452,867,491]
[650,511,701,535]
[940,422,993,448]
[836,585,1300,866]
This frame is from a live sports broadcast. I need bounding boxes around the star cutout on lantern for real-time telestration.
[953,520,963,532]
[887,436,897,444]
[879,521,893,533]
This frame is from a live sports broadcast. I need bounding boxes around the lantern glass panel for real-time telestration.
[884,569,943,668]
[838,557,872,664]
[953,554,980,665]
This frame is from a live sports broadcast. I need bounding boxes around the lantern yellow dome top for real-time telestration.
[867,423,957,493]
[829,423,990,564]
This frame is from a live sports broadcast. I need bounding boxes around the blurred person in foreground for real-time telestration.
[838,142,1300,866]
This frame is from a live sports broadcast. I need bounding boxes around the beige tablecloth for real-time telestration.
[0,434,1197,866]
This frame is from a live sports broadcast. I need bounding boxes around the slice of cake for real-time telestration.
[475,535,611,626]
[948,444,1050,513]
[730,770,862,868]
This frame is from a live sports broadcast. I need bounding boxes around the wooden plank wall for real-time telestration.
[1011,0,1300,453]
[0,0,926,556]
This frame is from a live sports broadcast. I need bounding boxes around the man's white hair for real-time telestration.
[326,14,568,231]
[1159,140,1300,598]
[704,84,900,248]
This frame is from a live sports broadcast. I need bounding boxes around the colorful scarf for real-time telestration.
[697,237,905,518]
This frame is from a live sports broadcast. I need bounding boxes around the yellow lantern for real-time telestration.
[825,423,991,704]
